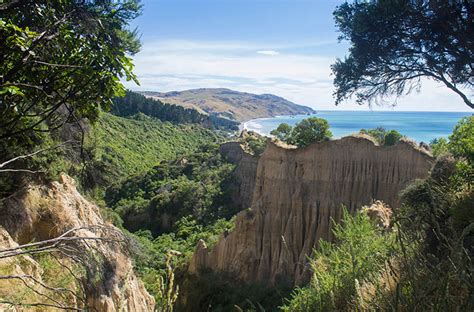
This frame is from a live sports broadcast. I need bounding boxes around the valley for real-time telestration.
[1,1,472,311]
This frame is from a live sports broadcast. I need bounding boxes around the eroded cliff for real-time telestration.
[219,142,259,210]
[0,174,155,311]
[190,136,434,285]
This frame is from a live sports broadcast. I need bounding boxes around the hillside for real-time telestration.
[112,91,239,130]
[86,112,225,185]
[140,88,316,122]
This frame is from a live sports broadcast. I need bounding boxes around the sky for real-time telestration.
[123,0,472,112]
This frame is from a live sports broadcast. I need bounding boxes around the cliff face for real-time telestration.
[0,174,155,311]
[190,136,434,285]
[219,142,259,210]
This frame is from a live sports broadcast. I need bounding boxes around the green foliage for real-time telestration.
[448,116,474,164]
[270,117,332,148]
[364,117,473,310]
[359,127,386,144]
[242,133,267,156]
[131,217,235,304]
[270,123,292,142]
[134,217,234,272]
[155,252,180,312]
[0,0,141,154]
[105,143,237,235]
[360,127,403,146]
[332,1,473,109]
[112,91,239,130]
[181,271,292,312]
[281,209,395,311]
[389,163,474,309]
[83,113,225,188]
[383,130,402,146]
[107,143,240,305]
[291,117,332,147]
[429,137,449,157]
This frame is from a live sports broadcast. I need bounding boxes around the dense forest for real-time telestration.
[112,91,239,130]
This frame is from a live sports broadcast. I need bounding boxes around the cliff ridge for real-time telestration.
[190,136,434,285]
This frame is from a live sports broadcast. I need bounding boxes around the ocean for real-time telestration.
[243,111,472,143]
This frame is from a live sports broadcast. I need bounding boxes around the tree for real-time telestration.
[332,1,473,109]
[270,123,293,142]
[448,116,474,164]
[360,127,387,145]
[0,0,142,152]
[291,117,332,147]
[359,127,403,146]
[383,129,402,146]
[430,138,449,157]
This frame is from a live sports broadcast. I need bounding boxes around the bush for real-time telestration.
[180,271,292,312]
[359,127,403,146]
[281,209,395,311]
[270,123,293,142]
[368,117,474,310]
[448,116,474,164]
[359,127,387,144]
[429,137,449,157]
[383,130,402,146]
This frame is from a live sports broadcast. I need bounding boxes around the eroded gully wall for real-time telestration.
[190,136,434,285]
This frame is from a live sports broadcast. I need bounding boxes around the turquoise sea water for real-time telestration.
[243,111,472,143]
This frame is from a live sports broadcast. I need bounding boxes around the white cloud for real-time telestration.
[124,39,472,112]
[257,50,280,56]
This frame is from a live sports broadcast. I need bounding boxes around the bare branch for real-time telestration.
[0,300,84,311]
[0,141,71,169]
[0,169,43,174]
[0,225,125,259]
[34,60,83,69]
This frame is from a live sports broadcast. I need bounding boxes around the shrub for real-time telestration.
[359,127,403,146]
[383,130,402,146]
[281,209,395,311]
[270,123,293,142]
[448,116,474,164]
[429,137,449,157]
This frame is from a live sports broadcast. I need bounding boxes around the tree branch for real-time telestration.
[0,141,72,169]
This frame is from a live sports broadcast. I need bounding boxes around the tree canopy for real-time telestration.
[0,0,142,149]
[332,1,473,109]
[359,127,403,146]
[270,117,332,148]
[270,123,292,142]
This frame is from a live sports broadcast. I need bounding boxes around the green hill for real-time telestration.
[86,112,225,186]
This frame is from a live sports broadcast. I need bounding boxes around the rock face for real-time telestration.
[190,136,434,285]
[0,174,155,311]
[219,142,259,210]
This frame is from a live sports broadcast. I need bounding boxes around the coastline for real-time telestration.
[241,111,472,142]
[241,114,316,136]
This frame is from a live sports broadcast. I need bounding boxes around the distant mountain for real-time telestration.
[139,88,316,122]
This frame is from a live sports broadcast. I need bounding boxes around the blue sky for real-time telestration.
[124,0,472,112]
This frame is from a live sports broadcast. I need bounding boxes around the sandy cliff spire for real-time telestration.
[190,135,434,285]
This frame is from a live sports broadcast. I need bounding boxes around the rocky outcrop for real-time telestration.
[0,174,155,311]
[220,142,259,210]
[190,136,434,285]
[362,200,393,230]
